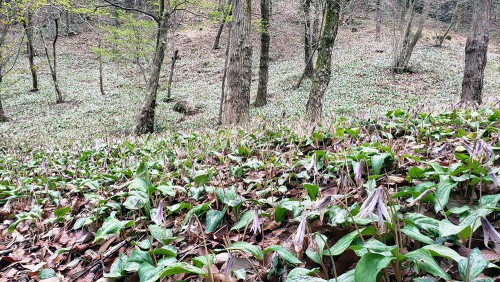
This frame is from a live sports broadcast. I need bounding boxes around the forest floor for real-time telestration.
[0,1,499,146]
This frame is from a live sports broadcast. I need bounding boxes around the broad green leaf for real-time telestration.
[73,217,93,230]
[123,249,153,272]
[156,185,176,197]
[406,213,439,235]
[152,245,177,257]
[306,234,327,264]
[38,268,57,279]
[148,225,175,244]
[54,206,71,217]
[94,215,133,242]
[323,227,375,256]
[131,238,151,250]
[401,223,435,245]
[104,254,127,278]
[263,245,301,264]
[371,153,393,175]
[406,249,451,280]
[231,210,253,230]
[286,268,324,282]
[333,269,355,282]
[205,209,226,233]
[422,244,465,263]
[159,262,206,278]
[192,254,214,268]
[303,183,319,201]
[439,219,471,240]
[229,242,263,261]
[434,179,457,213]
[138,262,162,282]
[354,253,394,282]
[459,248,488,281]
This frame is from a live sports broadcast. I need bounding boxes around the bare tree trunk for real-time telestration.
[0,94,5,122]
[392,0,427,73]
[254,0,271,107]
[460,0,490,106]
[222,0,252,125]
[133,7,170,135]
[375,0,382,41]
[218,23,231,125]
[213,0,231,50]
[166,49,178,101]
[305,0,340,123]
[435,0,462,47]
[213,21,225,50]
[22,11,38,92]
[43,18,63,103]
[98,39,105,95]
[303,0,314,78]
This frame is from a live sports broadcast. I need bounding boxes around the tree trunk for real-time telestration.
[43,18,63,104]
[303,0,314,78]
[213,21,225,50]
[98,39,105,95]
[22,11,38,92]
[0,94,5,122]
[166,49,178,100]
[375,0,382,41]
[460,0,490,105]
[392,0,427,73]
[305,0,340,123]
[222,0,252,125]
[133,7,170,135]
[254,0,270,107]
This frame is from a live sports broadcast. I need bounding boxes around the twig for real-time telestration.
[71,239,128,281]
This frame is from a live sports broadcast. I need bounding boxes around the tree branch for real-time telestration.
[97,0,159,22]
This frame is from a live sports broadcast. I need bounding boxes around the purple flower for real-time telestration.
[250,208,261,235]
[294,216,308,253]
[354,160,364,187]
[357,187,391,228]
[154,200,164,225]
[480,217,500,248]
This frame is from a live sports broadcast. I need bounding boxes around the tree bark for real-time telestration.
[222,0,252,125]
[22,10,38,92]
[305,0,340,123]
[133,6,170,135]
[98,39,105,95]
[43,18,63,104]
[460,0,490,105]
[303,0,314,78]
[254,0,270,107]
[0,94,5,122]
[166,49,178,100]
[392,0,427,73]
[375,0,382,41]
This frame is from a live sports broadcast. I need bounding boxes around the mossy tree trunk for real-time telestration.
[22,10,38,92]
[460,0,490,106]
[303,0,314,78]
[305,0,340,123]
[254,0,271,107]
[133,4,170,135]
[222,0,252,125]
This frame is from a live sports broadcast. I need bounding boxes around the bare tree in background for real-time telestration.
[460,0,491,106]
[42,17,64,104]
[254,0,271,107]
[391,0,429,73]
[21,8,39,92]
[305,0,341,122]
[222,0,252,125]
